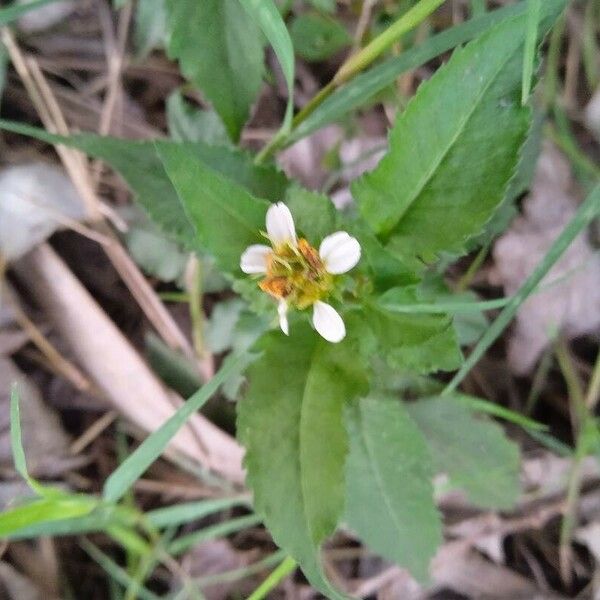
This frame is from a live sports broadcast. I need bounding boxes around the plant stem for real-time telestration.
[333,0,446,85]
[456,242,490,292]
[256,0,446,163]
[246,556,297,600]
[555,338,597,585]
[585,349,600,410]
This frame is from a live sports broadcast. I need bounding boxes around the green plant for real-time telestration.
[2,0,599,598]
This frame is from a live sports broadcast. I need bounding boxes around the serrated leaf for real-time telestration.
[166,91,230,146]
[351,6,562,266]
[238,324,368,598]
[284,185,337,242]
[165,0,264,141]
[344,395,442,582]
[290,13,351,62]
[407,397,521,509]
[0,121,288,251]
[155,141,269,274]
[367,287,462,373]
[292,0,567,143]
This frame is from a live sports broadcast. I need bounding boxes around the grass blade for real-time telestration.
[103,355,245,503]
[146,496,250,529]
[443,184,600,395]
[80,539,161,600]
[168,514,262,556]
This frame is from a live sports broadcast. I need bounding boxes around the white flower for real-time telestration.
[240,202,361,343]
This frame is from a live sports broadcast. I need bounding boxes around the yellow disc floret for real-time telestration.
[258,238,334,310]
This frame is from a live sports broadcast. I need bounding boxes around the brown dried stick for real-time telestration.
[1,27,196,363]
[14,244,244,484]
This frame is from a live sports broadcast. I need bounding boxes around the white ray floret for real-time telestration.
[312,301,346,343]
[266,202,296,246]
[319,231,361,275]
[240,244,272,274]
[278,300,289,336]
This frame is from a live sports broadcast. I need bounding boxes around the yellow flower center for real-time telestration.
[258,239,334,310]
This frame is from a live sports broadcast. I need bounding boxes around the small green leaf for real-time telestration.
[344,395,442,582]
[351,4,565,266]
[166,91,230,146]
[0,0,62,26]
[366,288,462,373]
[238,324,368,598]
[307,0,336,13]
[283,185,337,243]
[290,13,351,62]
[156,141,269,274]
[122,208,188,283]
[0,496,96,537]
[133,0,167,59]
[407,397,521,509]
[165,0,264,141]
[240,0,295,134]
[3,506,130,540]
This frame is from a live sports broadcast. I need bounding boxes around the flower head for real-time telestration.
[240,202,361,343]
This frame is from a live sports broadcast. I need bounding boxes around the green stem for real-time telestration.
[456,242,490,292]
[246,556,297,600]
[256,0,445,163]
[333,0,446,85]
[585,348,600,410]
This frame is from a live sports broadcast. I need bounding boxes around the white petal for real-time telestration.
[319,231,361,275]
[240,244,271,274]
[312,301,345,343]
[266,202,296,246]
[278,300,289,336]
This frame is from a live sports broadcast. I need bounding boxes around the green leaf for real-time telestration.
[0,496,96,537]
[352,3,566,266]
[166,90,230,146]
[0,0,62,26]
[283,185,337,243]
[103,354,246,503]
[238,324,368,598]
[344,395,442,582]
[3,506,132,540]
[291,0,568,143]
[0,121,288,250]
[165,0,264,141]
[307,0,336,13]
[156,141,269,274]
[121,208,188,283]
[206,298,247,354]
[240,0,295,134]
[407,397,521,509]
[366,288,462,374]
[133,0,167,59]
[290,13,351,62]
[353,19,525,263]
